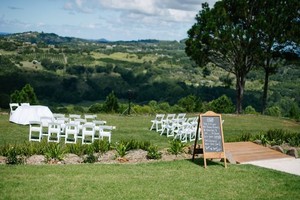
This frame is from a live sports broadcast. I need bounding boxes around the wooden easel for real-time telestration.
[192,111,227,168]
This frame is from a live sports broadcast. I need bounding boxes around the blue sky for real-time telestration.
[0,0,218,41]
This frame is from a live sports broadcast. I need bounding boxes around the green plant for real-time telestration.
[124,139,139,150]
[139,141,151,151]
[168,139,186,155]
[0,143,10,156]
[66,143,86,156]
[256,134,269,146]
[115,142,128,157]
[266,129,285,145]
[83,145,97,163]
[239,133,252,142]
[6,145,24,165]
[286,132,300,147]
[93,140,110,153]
[45,143,65,161]
[146,145,162,160]
[244,106,257,114]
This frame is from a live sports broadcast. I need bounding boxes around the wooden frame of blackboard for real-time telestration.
[199,111,227,168]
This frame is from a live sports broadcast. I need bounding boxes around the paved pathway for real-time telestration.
[244,158,300,176]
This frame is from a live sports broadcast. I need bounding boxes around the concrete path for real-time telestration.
[244,158,300,176]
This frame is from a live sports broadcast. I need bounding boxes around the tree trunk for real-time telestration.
[262,69,269,114]
[235,74,245,114]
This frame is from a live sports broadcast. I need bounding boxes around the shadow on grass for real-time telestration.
[187,157,226,168]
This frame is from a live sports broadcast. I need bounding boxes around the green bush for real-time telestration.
[266,129,285,145]
[115,142,128,157]
[83,145,97,163]
[265,106,281,117]
[139,141,151,151]
[239,133,253,141]
[6,145,25,165]
[45,143,66,161]
[66,143,86,156]
[244,106,258,114]
[168,139,186,155]
[285,132,300,147]
[93,140,110,153]
[147,145,162,159]
[207,95,234,113]
[88,103,103,113]
[73,106,85,113]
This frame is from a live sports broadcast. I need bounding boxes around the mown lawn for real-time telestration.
[1,113,300,199]
[1,159,300,200]
[1,113,299,146]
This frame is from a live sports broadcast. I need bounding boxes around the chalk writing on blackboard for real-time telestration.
[202,116,223,152]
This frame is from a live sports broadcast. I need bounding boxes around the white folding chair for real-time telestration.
[84,114,97,122]
[9,103,19,116]
[98,125,115,143]
[69,114,81,123]
[53,113,65,120]
[55,117,69,136]
[65,123,78,144]
[150,114,165,132]
[82,123,95,144]
[29,121,42,142]
[160,114,176,136]
[93,120,107,139]
[74,118,86,139]
[40,116,53,139]
[47,122,61,143]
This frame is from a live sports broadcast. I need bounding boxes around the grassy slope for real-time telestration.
[0,159,300,199]
[1,113,300,199]
[1,113,299,146]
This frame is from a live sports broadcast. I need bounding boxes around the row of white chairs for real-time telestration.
[150,113,199,143]
[29,115,115,144]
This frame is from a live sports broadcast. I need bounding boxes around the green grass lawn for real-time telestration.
[1,113,299,146]
[1,113,300,199]
[1,159,300,200]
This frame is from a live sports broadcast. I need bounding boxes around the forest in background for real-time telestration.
[0,32,299,118]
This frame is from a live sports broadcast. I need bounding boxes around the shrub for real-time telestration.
[207,95,234,113]
[254,134,269,146]
[286,132,300,147]
[45,143,65,161]
[73,106,85,113]
[115,142,128,157]
[239,133,253,141]
[133,105,152,114]
[265,106,281,117]
[177,95,202,112]
[139,141,151,151]
[103,91,120,113]
[83,145,97,163]
[244,106,258,114]
[147,145,162,160]
[93,140,110,153]
[88,103,103,113]
[6,145,25,165]
[168,139,186,155]
[66,143,86,156]
[266,129,285,145]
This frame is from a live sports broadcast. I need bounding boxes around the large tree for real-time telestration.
[186,1,261,113]
[253,0,300,114]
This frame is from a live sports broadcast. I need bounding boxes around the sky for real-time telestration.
[0,0,218,41]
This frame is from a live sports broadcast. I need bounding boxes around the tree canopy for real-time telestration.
[185,0,300,114]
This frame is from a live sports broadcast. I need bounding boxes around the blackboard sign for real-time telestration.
[199,111,227,168]
[201,116,223,152]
